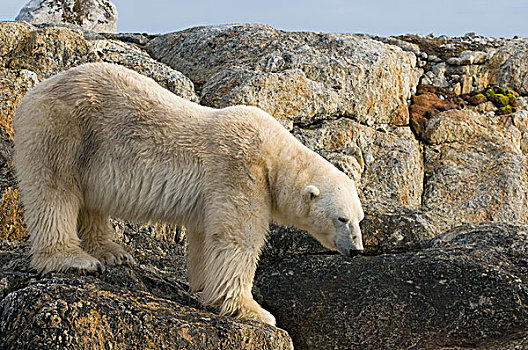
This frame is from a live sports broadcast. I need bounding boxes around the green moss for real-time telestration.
[485,88,496,97]
[494,94,509,107]
[470,86,520,115]
[499,105,513,113]
[473,93,487,104]
[507,93,518,106]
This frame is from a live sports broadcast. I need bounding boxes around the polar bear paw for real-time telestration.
[32,249,104,275]
[237,302,277,326]
[88,241,135,267]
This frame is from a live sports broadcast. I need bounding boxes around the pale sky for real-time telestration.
[1,0,527,38]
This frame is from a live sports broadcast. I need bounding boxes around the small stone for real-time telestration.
[15,0,118,33]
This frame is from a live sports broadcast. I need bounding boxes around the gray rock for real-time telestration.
[200,66,340,125]
[256,223,528,349]
[488,40,528,94]
[91,39,198,101]
[15,0,118,33]
[422,109,528,232]
[446,50,488,65]
[146,24,420,126]
[292,119,423,210]
[421,62,449,87]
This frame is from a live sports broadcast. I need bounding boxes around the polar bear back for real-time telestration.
[14,63,277,229]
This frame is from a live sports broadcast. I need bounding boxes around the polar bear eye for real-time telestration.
[338,217,349,223]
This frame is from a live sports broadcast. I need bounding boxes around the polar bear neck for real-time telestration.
[261,119,335,228]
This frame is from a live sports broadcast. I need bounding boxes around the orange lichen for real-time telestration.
[0,187,28,242]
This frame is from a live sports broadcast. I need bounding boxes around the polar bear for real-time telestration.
[14,62,364,325]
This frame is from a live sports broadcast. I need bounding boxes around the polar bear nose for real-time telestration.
[334,234,364,257]
[347,248,363,257]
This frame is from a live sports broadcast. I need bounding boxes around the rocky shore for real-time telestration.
[1,1,528,349]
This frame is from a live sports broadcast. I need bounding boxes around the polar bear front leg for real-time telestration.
[199,235,275,326]
[77,208,135,267]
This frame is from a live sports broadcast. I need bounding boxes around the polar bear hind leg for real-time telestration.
[25,184,103,274]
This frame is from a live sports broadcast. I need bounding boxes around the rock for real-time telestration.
[256,223,528,349]
[15,0,118,33]
[378,37,421,55]
[0,68,39,243]
[90,39,199,101]
[200,67,340,124]
[359,204,438,254]
[260,205,438,267]
[420,62,449,87]
[446,50,488,65]
[0,68,39,140]
[146,24,420,125]
[101,32,153,46]
[0,279,292,349]
[259,224,328,267]
[0,21,34,59]
[292,118,423,210]
[6,25,97,79]
[422,109,528,232]
[0,188,27,243]
[512,109,528,154]
[0,23,197,99]
[488,40,528,95]
[0,225,293,349]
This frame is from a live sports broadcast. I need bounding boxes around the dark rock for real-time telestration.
[256,223,528,349]
[0,229,294,349]
[260,206,438,268]
[0,279,292,350]
[259,224,329,267]
[101,32,155,46]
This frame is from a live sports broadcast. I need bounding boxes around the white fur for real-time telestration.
[14,62,364,325]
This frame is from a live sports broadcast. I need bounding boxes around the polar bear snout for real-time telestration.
[334,222,364,257]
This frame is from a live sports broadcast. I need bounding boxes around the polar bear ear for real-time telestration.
[303,185,320,200]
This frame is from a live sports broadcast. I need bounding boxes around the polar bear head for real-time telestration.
[300,173,364,256]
